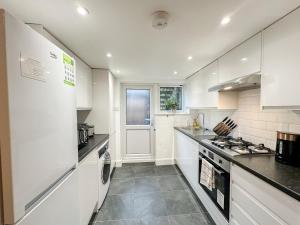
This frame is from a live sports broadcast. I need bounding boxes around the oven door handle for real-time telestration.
[200,153,224,175]
[214,167,224,175]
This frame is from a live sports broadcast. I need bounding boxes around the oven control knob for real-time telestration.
[219,159,222,164]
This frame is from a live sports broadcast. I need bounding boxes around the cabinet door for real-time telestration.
[231,164,300,225]
[76,60,93,109]
[184,61,237,109]
[185,70,203,109]
[199,61,219,108]
[78,148,98,225]
[219,33,262,83]
[16,171,80,225]
[174,130,199,188]
[261,8,300,108]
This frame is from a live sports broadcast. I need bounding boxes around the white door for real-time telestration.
[121,85,154,162]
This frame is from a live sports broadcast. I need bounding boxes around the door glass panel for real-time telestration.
[126,89,150,125]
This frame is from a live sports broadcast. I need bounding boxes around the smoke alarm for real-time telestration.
[152,11,169,29]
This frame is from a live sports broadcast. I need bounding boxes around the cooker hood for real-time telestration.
[208,73,261,92]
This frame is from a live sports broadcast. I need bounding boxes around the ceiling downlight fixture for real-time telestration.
[173,71,178,75]
[106,53,112,58]
[77,6,89,16]
[187,56,193,61]
[224,86,233,90]
[221,16,231,25]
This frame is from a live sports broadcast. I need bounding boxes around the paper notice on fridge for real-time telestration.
[217,189,224,209]
[21,56,46,82]
[63,53,75,87]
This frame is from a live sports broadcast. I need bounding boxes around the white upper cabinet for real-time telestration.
[185,61,238,110]
[185,70,203,108]
[185,61,218,109]
[219,33,262,83]
[198,61,219,108]
[76,61,93,110]
[28,24,93,110]
[261,8,300,108]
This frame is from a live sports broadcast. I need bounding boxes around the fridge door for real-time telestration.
[16,170,80,225]
[4,12,77,222]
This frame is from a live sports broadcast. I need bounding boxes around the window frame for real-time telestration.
[158,85,184,112]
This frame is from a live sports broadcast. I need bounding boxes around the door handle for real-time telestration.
[213,167,224,175]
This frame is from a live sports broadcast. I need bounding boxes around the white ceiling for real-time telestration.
[0,0,300,82]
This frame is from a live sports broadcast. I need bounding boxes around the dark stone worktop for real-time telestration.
[78,134,109,162]
[174,127,216,142]
[174,127,300,201]
[232,154,300,201]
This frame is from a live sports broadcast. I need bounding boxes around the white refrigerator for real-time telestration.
[0,10,79,224]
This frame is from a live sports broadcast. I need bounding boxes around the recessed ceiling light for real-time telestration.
[106,53,112,58]
[77,6,89,16]
[212,72,217,75]
[221,16,231,25]
[241,57,248,62]
[173,71,178,75]
[224,86,233,90]
[187,56,193,61]
[116,70,120,74]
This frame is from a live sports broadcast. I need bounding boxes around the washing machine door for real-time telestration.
[101,151,111,184]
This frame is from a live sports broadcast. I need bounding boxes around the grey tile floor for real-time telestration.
[90,163,215,225]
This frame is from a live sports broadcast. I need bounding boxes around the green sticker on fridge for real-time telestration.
[63,53,75,87]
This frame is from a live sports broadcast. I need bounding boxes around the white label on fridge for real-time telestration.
[21,55,46,82]
[217,189,224,209]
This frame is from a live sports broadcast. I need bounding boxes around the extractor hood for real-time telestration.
[208,73,261,92]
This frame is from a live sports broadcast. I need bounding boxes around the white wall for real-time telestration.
[154,114,190,165]
[113,78,121,167]
[196,89,300,149]
[232,89,300,149]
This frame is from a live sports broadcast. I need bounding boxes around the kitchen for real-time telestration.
[0,1,299,225]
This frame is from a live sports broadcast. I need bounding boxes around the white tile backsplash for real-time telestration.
[193,89,300,150]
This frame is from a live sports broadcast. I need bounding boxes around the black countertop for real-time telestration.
[78,134,109,162]
[174,127,300,201]
[174,127,216,142]
[232,154,300,201]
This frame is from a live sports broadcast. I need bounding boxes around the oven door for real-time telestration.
[199,153,230,220]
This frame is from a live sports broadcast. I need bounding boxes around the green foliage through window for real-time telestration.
[160,86,183,111]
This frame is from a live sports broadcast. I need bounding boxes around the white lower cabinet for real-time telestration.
[16,170,80,225]
[174,130,228,225]
[230,164,300,225]
[174,130,199,188]
[78,147,99,225]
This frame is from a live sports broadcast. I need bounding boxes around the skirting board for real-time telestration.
[155,158,174,166]
[116,158,174,167]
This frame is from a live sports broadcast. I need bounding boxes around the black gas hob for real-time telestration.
[202,136,273,157]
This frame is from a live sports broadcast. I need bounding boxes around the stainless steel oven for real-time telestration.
[199,144,230,220]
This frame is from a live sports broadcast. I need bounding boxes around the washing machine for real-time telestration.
[97,140,111,210]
